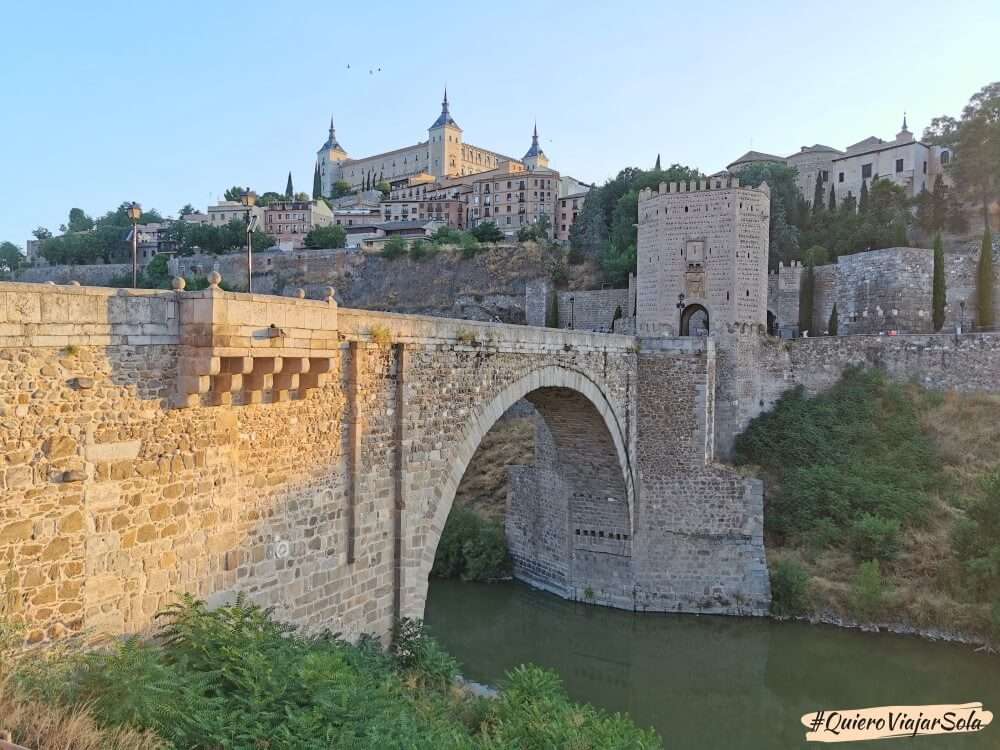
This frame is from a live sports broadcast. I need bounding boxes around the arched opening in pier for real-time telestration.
[415,368,635,616]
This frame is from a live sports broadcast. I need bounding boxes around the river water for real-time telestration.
[425,579,999,749]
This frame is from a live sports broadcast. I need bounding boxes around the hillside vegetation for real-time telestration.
[736,368,1000,642]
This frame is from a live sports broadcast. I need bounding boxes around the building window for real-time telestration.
[838,172,844,183]
[861,163,873,179]
[941,150,951,165]
[895,158,904,173]
[923,161,927,174]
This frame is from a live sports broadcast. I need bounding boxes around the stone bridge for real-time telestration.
[0,280,768,645]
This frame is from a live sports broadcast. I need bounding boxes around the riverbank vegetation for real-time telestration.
[1,597,659,749]
[736,368,1000,643]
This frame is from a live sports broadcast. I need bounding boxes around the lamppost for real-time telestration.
[241,191,257,292]
[127,202,142,288]
[960,300,966,334]
[569,295,575,330]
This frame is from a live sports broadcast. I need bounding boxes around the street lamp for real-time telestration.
[569,295,575,330]
[960,300,966,334]
[241,191,257,292]
[127,202,142,288]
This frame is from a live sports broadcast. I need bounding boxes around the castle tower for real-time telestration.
[523,123,549,171]
[316,116,349,197]
[428,88,463,178]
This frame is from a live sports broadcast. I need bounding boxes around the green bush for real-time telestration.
[460,233,482,259]
[769,558,810,616]
[432,507,511,582]
[735,368,939,541]
[409,239,435,261]
[481,665,661,749]
[850,560,886,621]
[10,596,661,749]
[849,514,902,561]
[470,221,503,243]
[382,236,407,259]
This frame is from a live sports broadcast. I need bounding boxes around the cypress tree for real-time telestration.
[977,226,994,329]
[812,174,825,215]
[285,171,294,198]
[858,179,869,214]
[932,233,946,332]
[798,259,815,335]
[312,163,322,199]
[828,184,836,212]
[654,154,661,171]
[828,303,838,336]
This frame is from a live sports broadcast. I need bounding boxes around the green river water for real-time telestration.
[425,579,999,749]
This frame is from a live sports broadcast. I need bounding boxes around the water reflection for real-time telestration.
[425,580,998,749]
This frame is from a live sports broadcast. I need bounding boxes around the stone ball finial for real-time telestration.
[208,271,222,289]
[69,280,80,286]
[46,280,56,285]
[172,276,186,291]
[296,288,306,299]
[325,286,337,304]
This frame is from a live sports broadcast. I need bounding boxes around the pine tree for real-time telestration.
[812,174,825,215]
[312,164,322,199]
[858,179,869,214]
[798,260,815,335]
[977,226,995,329]
[932,233,946,331]
[285,172,294,198]
[828,303,838,335]
[828,185,836,212]
[654,154,661,171]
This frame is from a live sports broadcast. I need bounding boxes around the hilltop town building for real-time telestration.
[263,199,333,248]
[725,118,954,206]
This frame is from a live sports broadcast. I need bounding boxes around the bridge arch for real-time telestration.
[401,364,636,618]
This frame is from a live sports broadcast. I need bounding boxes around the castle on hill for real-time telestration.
[315,89,549,196]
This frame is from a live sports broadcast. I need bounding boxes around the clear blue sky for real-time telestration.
[1,0,997,248]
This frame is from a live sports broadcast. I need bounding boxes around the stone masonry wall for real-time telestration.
[555,288,628,332]
[16,264,132,286]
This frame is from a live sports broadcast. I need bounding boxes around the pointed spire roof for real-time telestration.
[429,87,460,129]
[901,111,908,131]
[523,121,544,159]
[320,114,344,152]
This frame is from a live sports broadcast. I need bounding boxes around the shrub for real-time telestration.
[432,507,511,582]
[370,324,392,346]
[390,617,458,690]
[850,560,886,621]
[430,226,465,246]
[849,514,902,561]
[381,236,407,259]
[460,233,481,259]
[470,221,503,243]
[409,239,434,261]
[481,665,661,749]
[769,558,810,616]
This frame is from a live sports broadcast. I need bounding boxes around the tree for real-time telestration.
[285,172,294,198]
[0,241,25,276]
[32,226,52,241]
[977,226,995,328]
[654,154,661,170]
[375,180,391,197]
[932,233,946,331]
[293,192,310,202]
[470,221,503,243]
[304,224,346,249]
[381,236,407,259]
[812,174,825,215]
[828,303,838,336]
[330,180,353,199]
[312,164,322,200]
[257,192,283,206]
[926,81,1000,228]
[179,204,196,217]
[223,186,250,202]
[67,208,94,233]
[858,179,869,214]
[732,162,802,268]
[798,257,815,335]
[828,185,836,212]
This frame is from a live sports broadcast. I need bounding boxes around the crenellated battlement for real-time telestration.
[636,175,773,203]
